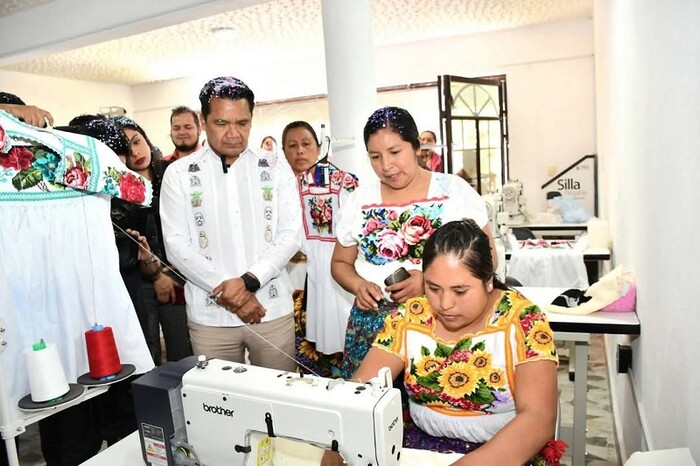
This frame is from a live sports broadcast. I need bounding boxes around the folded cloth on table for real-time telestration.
[546,266,635,315]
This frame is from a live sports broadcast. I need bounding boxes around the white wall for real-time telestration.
[0,69,133,128]
[130,18,595,215]
[595,0,700,460]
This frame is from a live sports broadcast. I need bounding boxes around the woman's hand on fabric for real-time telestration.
[354,280,383,311]
[320,450,346,466]
[212,277,251,310]
[385,269,424,303]
[235,295,266,324]
[154,273,176,304]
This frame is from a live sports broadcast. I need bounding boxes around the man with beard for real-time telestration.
[164,106,201,161]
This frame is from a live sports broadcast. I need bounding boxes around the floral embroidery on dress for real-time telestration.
[359,203,444,265]
[299,166,359,192]
[520,306,557,358]
[373,293,557,415]
[308,195,333,234]
[0,124,11,154]
[299,166,358,242]
[1,146,63,191]
[103,167,147,204]
[62,153,92,190]
[0,141,148,204]
[406,338,510,413]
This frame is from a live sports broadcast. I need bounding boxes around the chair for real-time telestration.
[511,227,536,240]
[505,276,523,287]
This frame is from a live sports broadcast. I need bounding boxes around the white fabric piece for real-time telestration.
[507,244,589,288]
[304,240,353,353]
[285,259,307,291]
[160,145,302,327]
[545,265,634,315]
[0,195,154,424]
[410,401,515,444]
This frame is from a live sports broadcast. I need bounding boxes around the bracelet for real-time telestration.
[144,267,163,282]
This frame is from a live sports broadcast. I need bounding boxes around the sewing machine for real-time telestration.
[132,356,403,466]
[496,180,527,227]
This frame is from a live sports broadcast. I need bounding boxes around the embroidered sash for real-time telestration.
[0,110,152,205]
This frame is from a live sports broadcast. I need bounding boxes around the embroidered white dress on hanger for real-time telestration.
[298,165,359,354]
[0,111,155,424]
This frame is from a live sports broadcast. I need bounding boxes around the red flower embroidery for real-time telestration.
[119,172,146,204]
[0,146,34,171]
[0,124,9,153]
[532,438,568,465]
[64,163,89,189]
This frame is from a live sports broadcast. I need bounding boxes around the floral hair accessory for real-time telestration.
[0,123,12,154]
[530,438,568,466]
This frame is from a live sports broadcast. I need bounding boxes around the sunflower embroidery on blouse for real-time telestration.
[407,338,510,413]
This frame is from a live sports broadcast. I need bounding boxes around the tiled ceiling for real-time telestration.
[0,0,53,17]
[0,0,592,85]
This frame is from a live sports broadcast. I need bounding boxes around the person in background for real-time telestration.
[164,106,201,162]
[0,91,54,127]
[261,135,278,154]
[332,107,497,379]
[322,219,561,466]
[419,130,443,172]
[160,77,302,371]
[112,115,193,364]
[281,120,359,377]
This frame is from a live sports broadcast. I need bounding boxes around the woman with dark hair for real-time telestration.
[332,106,497,378]
[112,116,193,365]
[281,120,358,376]
[323,219,560,466]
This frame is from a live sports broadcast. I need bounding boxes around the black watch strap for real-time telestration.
[240,273,261,293]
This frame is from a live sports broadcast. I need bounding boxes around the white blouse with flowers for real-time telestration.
[373,291,558,443]
[335,172,488,301]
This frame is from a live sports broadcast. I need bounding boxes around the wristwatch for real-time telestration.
[240,272,261,293]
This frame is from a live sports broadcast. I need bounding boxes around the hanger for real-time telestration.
[309,134,339,187]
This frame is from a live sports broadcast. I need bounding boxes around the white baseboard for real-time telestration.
[603,334,650,461]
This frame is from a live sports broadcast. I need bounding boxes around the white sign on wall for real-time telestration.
[541,154,598,216]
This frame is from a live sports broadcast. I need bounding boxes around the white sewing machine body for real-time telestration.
[497,180,528,227]
[133,357,403,466]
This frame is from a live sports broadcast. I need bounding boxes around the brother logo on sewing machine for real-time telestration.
[132,357,404,465]
[202,402,235,417]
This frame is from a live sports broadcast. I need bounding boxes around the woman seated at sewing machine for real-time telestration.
[322,219,560,466]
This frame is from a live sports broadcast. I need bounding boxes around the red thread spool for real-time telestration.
[85,325,122,379]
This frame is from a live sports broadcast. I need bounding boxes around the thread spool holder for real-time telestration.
[0,328,110,466]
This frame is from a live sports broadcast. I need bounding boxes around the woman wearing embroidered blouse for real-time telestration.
[282,120,359,376]
[323,219,560,466]
[112,116,193,365]
[332,107,497,378]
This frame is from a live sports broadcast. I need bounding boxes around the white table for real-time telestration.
[80,431,463,465]
[521,223,588,239]
[517,287,640,466]
[504,238,611,284]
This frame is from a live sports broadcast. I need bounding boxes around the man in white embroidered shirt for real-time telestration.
[160,76,302,371]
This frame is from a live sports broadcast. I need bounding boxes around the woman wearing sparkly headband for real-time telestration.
[332,106,497,379]
[112,116,193,365]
